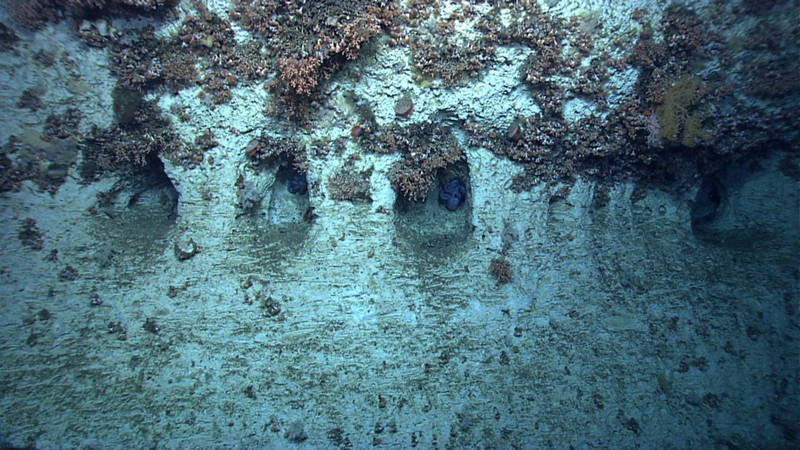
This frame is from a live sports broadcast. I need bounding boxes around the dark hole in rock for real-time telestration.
[237,164,312,262]
[88,153,178,273]
[688,152,798,247]
[690,175,726,233]
[393,161,472,257]
[266,165,311,226]
[125,152,179,217]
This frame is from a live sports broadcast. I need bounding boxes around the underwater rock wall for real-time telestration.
[0,0,798,448]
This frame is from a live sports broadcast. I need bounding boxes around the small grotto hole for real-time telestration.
[393,159,472,257]
[237,136,312,259]
[240,163,312,261]
[89,152,179,269]
[266,164,310,226]
[690,174,726,235]
[687,154,796,247]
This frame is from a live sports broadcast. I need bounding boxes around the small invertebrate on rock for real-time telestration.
[507,118,523,141]
[59,265,78,281]
[174,238,199,261]
[89,293,103,306]
[143,317,159,334]
[394,94,414,117]
[439,178,467,211]
[351,125,364,139]
[245,138,261,158]
[260,295,281,317]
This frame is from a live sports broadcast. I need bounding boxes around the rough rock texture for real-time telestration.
[0,0,798,448]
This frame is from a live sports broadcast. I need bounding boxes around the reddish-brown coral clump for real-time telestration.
[8,0,177,29]
[489,256,512,284]
[327,158,373,202]
[108,3,270,106]
[362,123,463,202]
[404,0,494,85]
[278,57,323,97]
[232,0,398,115]
[244,135,308,172]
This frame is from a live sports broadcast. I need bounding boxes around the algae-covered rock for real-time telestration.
[112,85,143,125]
[655,74,710,147]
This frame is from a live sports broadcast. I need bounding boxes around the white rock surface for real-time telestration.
[0,1,797,448]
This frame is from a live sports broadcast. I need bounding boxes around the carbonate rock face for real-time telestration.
[0,0,798,448]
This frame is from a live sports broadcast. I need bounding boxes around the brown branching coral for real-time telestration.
[402,1,495,85]
[245,135,308,172]
[489,256,512,284]
[111,26,197,89]
[448,2,730,192]
[7,0,176,29]
[7,0,60,29]
[410,31,495,85]
[110,5,269,104]
[363,123,463,202]
[327,160,373,202]
[0,153,29,192]
[401,0,591,114]
[232,0,397,113]
[72,0,174,8]
[278,57,324,97]
[79,100,193,178]
[481,3,575,77]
